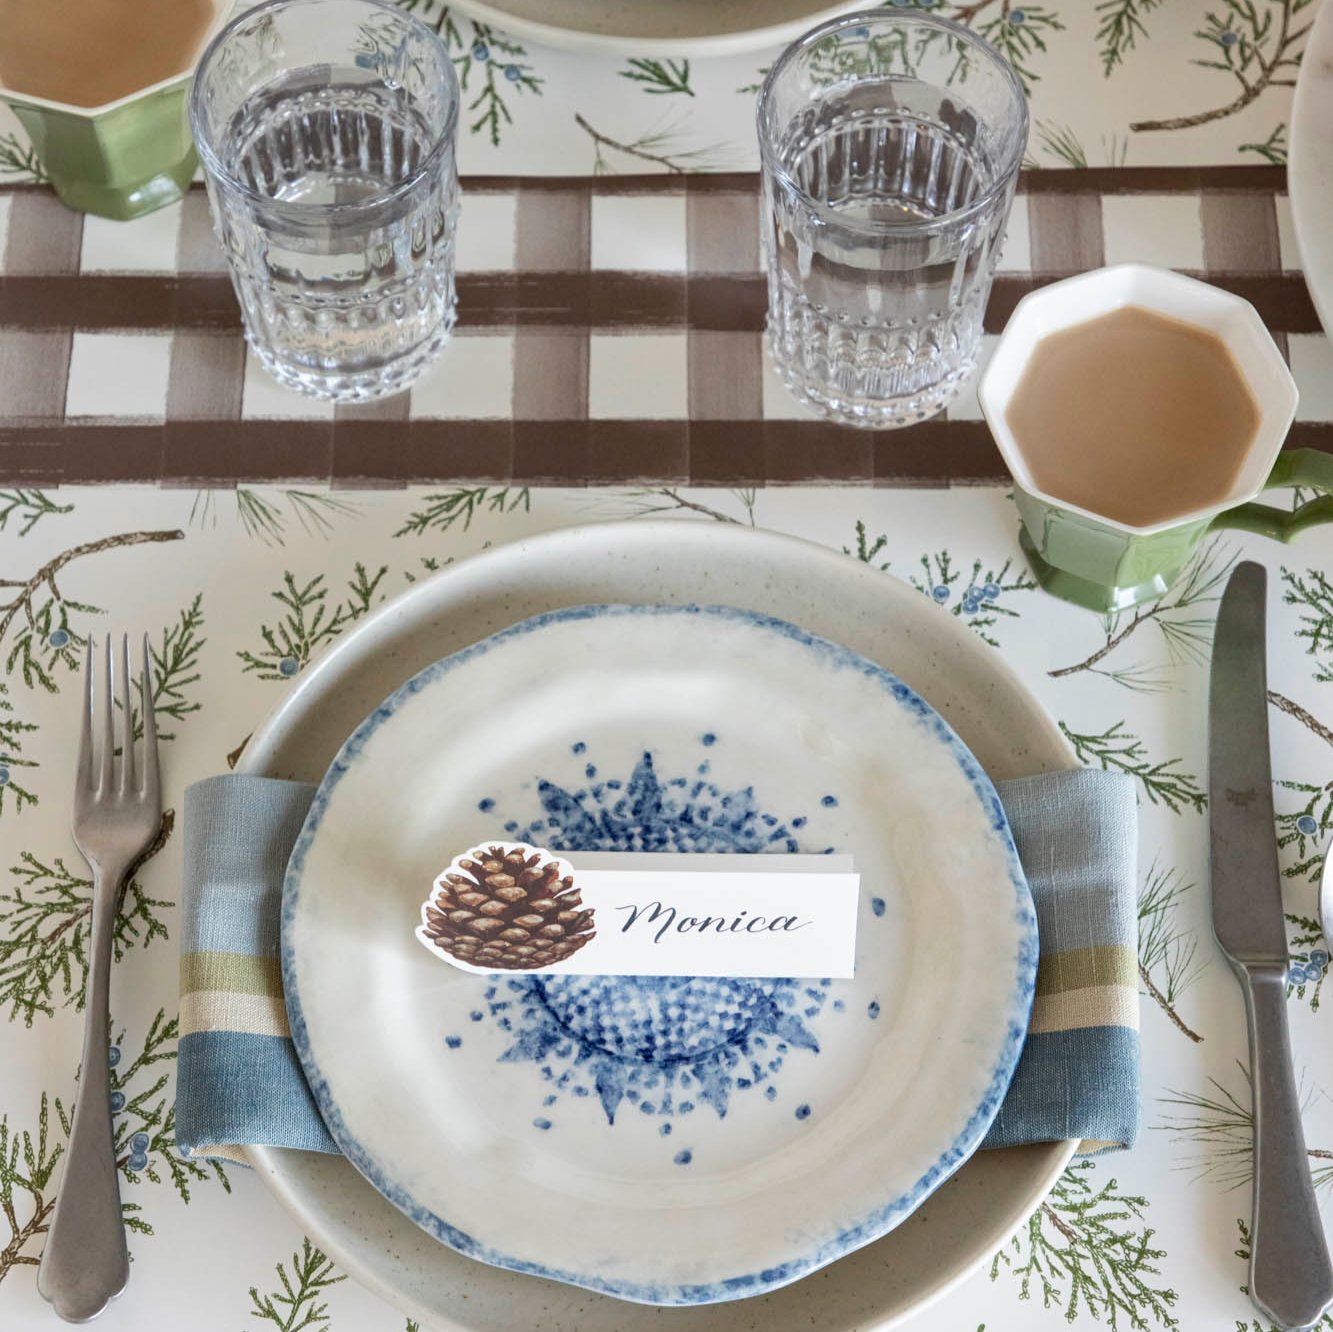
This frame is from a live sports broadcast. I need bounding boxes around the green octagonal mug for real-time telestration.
[979,263,1332,612]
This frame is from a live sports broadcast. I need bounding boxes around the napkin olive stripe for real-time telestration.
[180,951,282,999]
[1036,944,1137,997]
[179,990,290,1041]
[1029,986,1139,1036]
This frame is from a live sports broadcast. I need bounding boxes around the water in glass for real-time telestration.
[192,0,460,402]
[759,15,1028,428]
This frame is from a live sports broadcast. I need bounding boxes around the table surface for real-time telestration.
[3,1,1333,1329]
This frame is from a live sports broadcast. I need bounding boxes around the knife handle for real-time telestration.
[1241,963,1333,1329]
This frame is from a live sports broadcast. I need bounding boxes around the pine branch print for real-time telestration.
[1240,122,1288,162]
[1137,862,1204,1041]
[0,811,174,1025]
[247,1238,346,1330]
[118,596,206,743]
[0,683,38,817]
[191,489,360,546]
[1049,540,1235,685]
[0,490,72,537]
[238,564,388,681]
[396,486,530,538]
[574,112,729,174]
[1059,720,1207,814]
[989,1159,1179,1328]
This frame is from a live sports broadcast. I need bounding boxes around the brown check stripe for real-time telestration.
[0,165,1327,488]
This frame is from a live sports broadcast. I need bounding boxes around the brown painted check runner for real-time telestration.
[0,165,1328,488]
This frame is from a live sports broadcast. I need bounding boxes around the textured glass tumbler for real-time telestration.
[758,11,1028,428]
[190,0,460,402]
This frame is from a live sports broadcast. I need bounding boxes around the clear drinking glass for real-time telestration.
[758,11,1028,428]
[190,0,460,401]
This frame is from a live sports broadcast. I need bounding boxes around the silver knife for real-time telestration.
[1211,560,1333,1329]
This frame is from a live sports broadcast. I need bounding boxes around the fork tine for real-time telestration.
[140,634,158,801]
[76,636,93,792]
[97,635,113,795]
[118,635,135,795]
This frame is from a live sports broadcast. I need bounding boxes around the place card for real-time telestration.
[416,841,860,978]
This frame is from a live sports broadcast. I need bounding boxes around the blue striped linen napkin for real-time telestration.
[176,768,1139,1162]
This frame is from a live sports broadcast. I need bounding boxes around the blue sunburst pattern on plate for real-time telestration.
[447,742,853,1159]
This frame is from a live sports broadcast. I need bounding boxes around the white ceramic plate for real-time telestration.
[446,0,858,57]
[282,604,1037,1305]
[1290,0,1333,339]
[240,520,1076,1332]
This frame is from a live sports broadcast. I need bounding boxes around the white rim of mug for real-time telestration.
[978,263,1300,537]
[756,8,1029,235]
[189,0,460,218]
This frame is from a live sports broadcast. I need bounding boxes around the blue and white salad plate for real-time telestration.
[282,603,1037,1306]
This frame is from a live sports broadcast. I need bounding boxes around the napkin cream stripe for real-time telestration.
[1028,985,1139,1035]
[179,989,290,1040]
[180,951,282,998]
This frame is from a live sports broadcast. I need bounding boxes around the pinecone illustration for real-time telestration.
[419,844,595,970]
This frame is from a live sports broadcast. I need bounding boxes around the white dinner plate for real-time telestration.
[1290,0,1333,339]
[282,604,1037,1304]
[446,0,859,56]
[240,519,1076,1332]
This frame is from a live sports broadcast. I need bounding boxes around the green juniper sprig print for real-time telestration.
[1137,862,1204,1042]
[396,486,530,538]
[111,1009,230,1212]
[1240,121,1288,162]
[989,1159,1179,1329]
[1285,912,1328,1010]
[1276,778,1332,882]
[911,553,1036,647]
[1234,1219,1333,1331]
[1,529,184,693]
[248,1238,346,1331]
[621,58,695,96]
[0,131,46,182]
[0,1091,63,1284]
[845,521,891,570]
[1058,720,1207,814]
[1096,0,1164,74]
[1281,565,1333,683]
[966,3,1066,94]
[397,0,542,147]
[0,812,174,1025]
[0,682,38,817]
[1131,0,1312,134]
[0,1011,228,1284]
[0,490,72,538]
[239,564,388,682]
[190,489,361,546]
[117,596,206,743]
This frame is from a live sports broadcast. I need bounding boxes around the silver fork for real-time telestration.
[38,636,159,1323]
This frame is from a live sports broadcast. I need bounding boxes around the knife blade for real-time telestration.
[1210,560,1333,1330]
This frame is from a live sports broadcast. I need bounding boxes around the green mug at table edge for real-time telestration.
[979,264,1332,614]
[4,79,198,221]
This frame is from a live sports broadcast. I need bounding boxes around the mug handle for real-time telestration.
[1211,447,1333,541]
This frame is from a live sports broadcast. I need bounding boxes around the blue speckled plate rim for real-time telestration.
[280,603,1038,1307]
